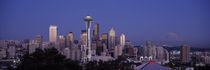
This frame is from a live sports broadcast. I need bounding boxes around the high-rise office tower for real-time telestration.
[93,24,99,41]
[164,49,169,62]
[156,47,164,61]
[120,33,125,47]
[80,30,87,62]
[109,28,115,57]
[35,35,43,48]
[80,30,87,45]
[115,35,119,46]
[109,28,116,50]
[93,24,101,55]
[84,15,93,61]
[180,45,190,63]
[75,48,81,61]
[91,41,97,56]
[24,39,30,53]
[114,45,122,58]
[96,40,103,55]
[102,33,108,48]
[49,25,57,43]
[66,32,74,48]
[58,35,65,51]
[36,35,43,44]
[126,47,135,56]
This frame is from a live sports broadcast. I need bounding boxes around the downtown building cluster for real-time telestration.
[0,16,170,63]
[0,16,128,62]
[1,15,210,70]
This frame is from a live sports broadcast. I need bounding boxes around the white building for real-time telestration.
[114,45,123,58]
[80,31,87,46]
[81,45,87,62]
[120,33,125,47]
[49,25,57,43]
[109,28,116,50]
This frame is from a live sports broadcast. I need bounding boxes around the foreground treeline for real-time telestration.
[13,48,137,70]
[86,56,136,70]
[16,48,82,70]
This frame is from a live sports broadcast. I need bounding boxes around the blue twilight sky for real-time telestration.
[0,0,210,47]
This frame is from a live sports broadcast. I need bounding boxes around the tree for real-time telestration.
[17,48,82,70]
[85,56,134,70]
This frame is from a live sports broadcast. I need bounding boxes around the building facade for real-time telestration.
[49,25,57,43]
[180,45,190,63]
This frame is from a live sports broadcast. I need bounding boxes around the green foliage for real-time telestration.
[17,48,82,70]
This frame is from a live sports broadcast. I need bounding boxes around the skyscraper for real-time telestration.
[58,35,65,51]
[66,32,74,48]
[93,24,99,41]
[84,15,93,61]
[36,35,43,44]
[109,28,115,50]
[114,45,122,58]
[80,30,87,62]
[96,40,103,55]
[49,25,57,43]
[109,28,115,57]
[102,33,108,48]
[120,33,125,47]
[115,35,119,46]
[35,35,43,48]
[180,45,190,63]
[156,46,164,61]
[80,30,87,46]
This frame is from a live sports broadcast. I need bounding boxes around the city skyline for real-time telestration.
[0,0,210,48]
[0,0,210,69]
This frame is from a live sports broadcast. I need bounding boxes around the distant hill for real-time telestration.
[162,46,210,52]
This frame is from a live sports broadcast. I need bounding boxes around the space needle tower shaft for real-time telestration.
[84,15,93,61]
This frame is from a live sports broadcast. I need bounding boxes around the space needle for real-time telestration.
[84,15,93,61]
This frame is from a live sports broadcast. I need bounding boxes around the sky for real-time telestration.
[0,0,210,48]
